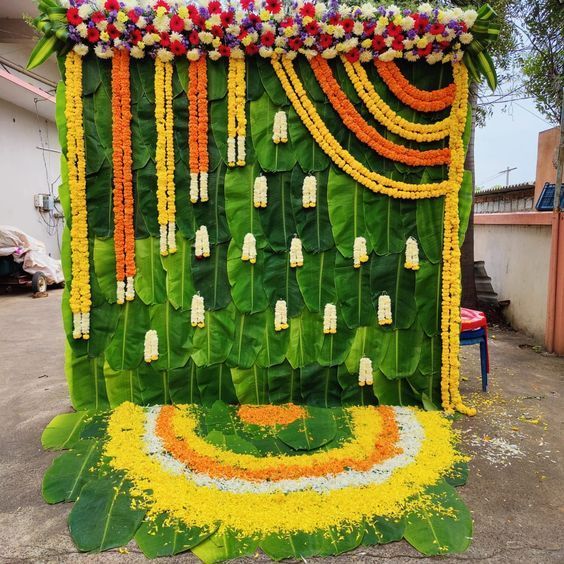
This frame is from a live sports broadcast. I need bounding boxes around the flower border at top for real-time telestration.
[61,0,478,64]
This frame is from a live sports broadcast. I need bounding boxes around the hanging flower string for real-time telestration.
[253,175,268,208]
[309,56,450,166]
[242,233,257,264]
[404,237,420,270]
[144,330,159,363]
[359,357,374,387]
[302,175,317,208]
[65,51,91,340]
[155,57,176,256]
[289,236,303,268]
[194,226,210,259]
[342,58,451,141]
[378,294,393,326]
[111,49,136,304]
[323,303,337,335]
[272,110,288,144]
[271,56,451,199]
[191,294,205,328]
[189,56,209,204]
[375,60,457,112]
[274,299,289,331]
[227,57,246,167]
[353,236,369,269]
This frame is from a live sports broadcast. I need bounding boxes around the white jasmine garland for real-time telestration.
[199,172,209,202]
[241,233,257,264]
[253,175,268,208]
[159,224,168,255]
[144,330,159,363]
[289,236,303,268]
[227,137,236,166]
[190,172,199,203]
[125,276,135,302]
[195,225,210,259]
[236,135,246,166]
[359,357,373,386]
[191,294,205,328]
[404,237,420,270]
[323,303,337,334]
[378,294,393,325]
[302,175,317,208]
[353,236,369,269]
[272,110,288,144]
[274,299,289,331]
[167,221,176,254]
[116,280,126,305]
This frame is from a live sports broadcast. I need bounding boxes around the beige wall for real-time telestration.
[534,127,559,204]
[474,223,552,342]
[0,97,62,258]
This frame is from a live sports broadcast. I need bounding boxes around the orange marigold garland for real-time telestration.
[310,57,450,167]
[111,49,136,304]
[375,60,457,112]
[188,56,209,204]
[65,51,91,339]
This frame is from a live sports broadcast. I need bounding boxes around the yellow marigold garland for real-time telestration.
[227,57,246,167]
[65,51,91,340]
[440,63,475,416]
[342,58,451,142]
[155,58,176,256]
[271,56,449,200]
[111,49,136,304]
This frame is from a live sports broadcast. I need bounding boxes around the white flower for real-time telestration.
[378,294,392,325]
[156,48,174,62]
[302,175,317,208]
[187,49,201,61]
[418,3,433,15]
[259,47,273,58]
[360,3,376,19]
[401,16,415,31]
[78,4,92,19]
[353,237,369,269]
[460,32,473,45]
[130,45,145,59]
[274,300,288,331]
[426,52,444,64]
[73,44,89,57]
[321,47,338,59]
[191,295,205,328]
[76,23,88,38]
[144,330,159,363]
[463,10,478,28]
[208,50,222,61]
[137,16,148,29]
[94,45,113,58]
[315,2,327,18]
[253,176,268,208]
[352,21,364,36]
[405,50,420,62]
[323,303,337,334]
[241,233,257,264]
[404,237,420,270]
[272,110,288,144]
[359,50,373,63]
[199,31,214,44]
[359,357,373,386]
[289,237,303,268]
[195,225,210,258]
[332,25,345,39]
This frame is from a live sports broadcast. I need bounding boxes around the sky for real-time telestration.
[474,97,556,190]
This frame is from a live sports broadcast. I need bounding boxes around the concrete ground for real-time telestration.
[0,289,563,564]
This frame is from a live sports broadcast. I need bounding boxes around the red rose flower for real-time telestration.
[131,29,143,44]
[391,38,404,51]
[106,24,120,40]
[91,11,105,24]
[363,22,375,36]
[299,2,316,18]
[170,40,186,55]
[319,33,333,49]
[104,0,120,11]
[211,25,224,38]
[87,27,100,43]
[265,0,282,15]
[128,10,139,23]
[188,30,200,45]
[280,17,294,28]
[342,19,354,33]
[160,33,171,48]
[372,35,385,51]
[414,16,429,34]
[260,31,275,47]
[66,8,82,26]
[218,45,231,57]
[387,23,402,37]
[154,0,170,11]
[430,23,445,35]
[170,15,185,32]
[418,44,433,57]
[208,1,222,14]
[221,11,234,27]
[305,21,319,36]
[245,43,259,55]
[344,48,360,63]
[288,37,303,50]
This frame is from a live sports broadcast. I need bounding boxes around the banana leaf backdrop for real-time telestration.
[57,54,472,412]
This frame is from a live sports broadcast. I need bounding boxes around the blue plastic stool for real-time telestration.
[460,327,489,391]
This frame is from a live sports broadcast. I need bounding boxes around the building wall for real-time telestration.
[474,194,534,214]
[474,223,552,342]
[534,127,559,204]
[0,97,62,258]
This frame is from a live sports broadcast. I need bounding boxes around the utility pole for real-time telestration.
[497,166,517,187]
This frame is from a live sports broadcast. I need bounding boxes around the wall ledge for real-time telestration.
[474,212,553,226]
